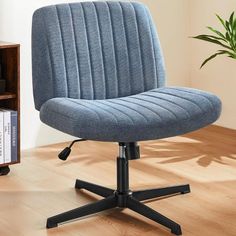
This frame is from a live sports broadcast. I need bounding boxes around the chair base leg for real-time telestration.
[46,179,190,235]
[46,194,117,229]
[47,143,190,235]
[132,184,190,201]
[127,196,182,235]
[75,179,114,197]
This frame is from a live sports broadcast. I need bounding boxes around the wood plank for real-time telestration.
[0,92,16,100]
[0,41,19,48]
[0,125,235,236]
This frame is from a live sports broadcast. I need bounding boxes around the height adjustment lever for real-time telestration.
[58,139,86,161]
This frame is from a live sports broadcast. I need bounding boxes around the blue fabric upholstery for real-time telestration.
[32,1,221,142]
[40,87,221,142]
[32,1,165,110]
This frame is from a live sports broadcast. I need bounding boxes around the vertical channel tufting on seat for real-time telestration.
[32,1,166,110]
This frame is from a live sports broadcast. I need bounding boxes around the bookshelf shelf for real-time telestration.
[0,41,20,175]
[0,92,16,100]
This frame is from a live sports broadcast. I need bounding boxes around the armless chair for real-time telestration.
[32,1,221,235]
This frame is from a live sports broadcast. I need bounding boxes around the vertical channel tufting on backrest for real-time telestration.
[56,4,81,99]
[32,1,166,110]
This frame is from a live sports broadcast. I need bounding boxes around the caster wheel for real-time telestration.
[0,166,10,176]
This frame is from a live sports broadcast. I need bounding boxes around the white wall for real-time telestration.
[141,0,190,87]
[0,0,191,149]
[189,0,236,129]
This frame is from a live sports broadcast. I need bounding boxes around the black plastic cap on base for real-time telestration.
[171,225,182,235]
[46,219,58,229]
[181,185,191,194]
[75,179,82,189]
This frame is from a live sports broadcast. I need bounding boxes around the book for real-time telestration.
[0,109,18,163]
[11,111,17,162]
[2,110,11,163]
[0,112,3,164]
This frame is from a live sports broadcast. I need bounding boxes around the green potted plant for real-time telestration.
[193,12,236,68]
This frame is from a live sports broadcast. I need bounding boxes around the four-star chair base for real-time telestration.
[46,143,190,235]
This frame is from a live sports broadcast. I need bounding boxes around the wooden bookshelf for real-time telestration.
[0,41,20,175]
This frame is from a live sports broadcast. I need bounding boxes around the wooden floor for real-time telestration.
[0,125,236,236]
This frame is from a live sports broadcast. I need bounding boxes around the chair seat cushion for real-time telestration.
[40,87,221,142]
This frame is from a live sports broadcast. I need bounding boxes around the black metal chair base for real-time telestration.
[47,179,190,235]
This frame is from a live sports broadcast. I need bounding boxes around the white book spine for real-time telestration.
[3,111,11,163]
[0,112,3,164]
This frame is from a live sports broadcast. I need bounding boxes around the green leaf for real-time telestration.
[232,15,236,43]
[226,32,231,41]
[229,12,235,29]
[193,12,236,69]
[226,20,231,33]
[216,14,227,30]
[218,50,236,58]
[193,35,232,50]
[200,51,225,68]
[233,18,236,31]
[192,34,227,42]
[207,26,226,40]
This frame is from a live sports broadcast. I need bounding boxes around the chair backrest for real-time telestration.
[32,1,166,110]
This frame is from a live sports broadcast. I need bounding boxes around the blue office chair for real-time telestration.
[32,1,221,235]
